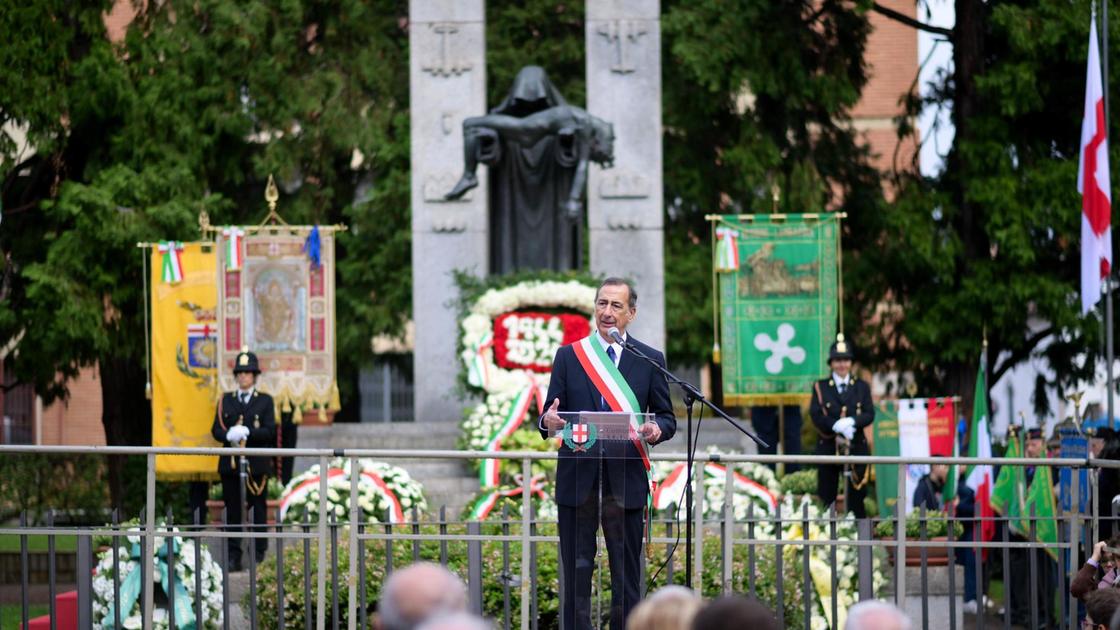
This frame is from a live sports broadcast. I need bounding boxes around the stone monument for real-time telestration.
[587,0,665,350]
[410,0,666,422]
[409,0,486,423]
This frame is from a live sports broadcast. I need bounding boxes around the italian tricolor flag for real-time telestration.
[944,350,995,555]
[157,241,184,284]
[223,227,245,271]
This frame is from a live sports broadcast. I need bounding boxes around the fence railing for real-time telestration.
[0,445,1115,630]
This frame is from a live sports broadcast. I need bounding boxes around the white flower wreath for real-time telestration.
[458,279,598,506]
[92,528,224,630]
[279,458,427,524]
[652,454,783,520]
[459,280,596,397]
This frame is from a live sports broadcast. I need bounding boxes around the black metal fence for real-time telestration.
[0,446,1111,630]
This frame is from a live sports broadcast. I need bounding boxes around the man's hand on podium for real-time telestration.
[638,421,661,444]
[542,398,566,432]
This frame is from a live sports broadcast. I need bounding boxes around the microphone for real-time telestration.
[607,327,625,345]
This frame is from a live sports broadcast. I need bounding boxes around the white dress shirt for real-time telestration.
[594,331,625,367]
[237,387,255,404]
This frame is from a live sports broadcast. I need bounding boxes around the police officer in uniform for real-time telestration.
[809,334,874,518]
[210,347,275,571]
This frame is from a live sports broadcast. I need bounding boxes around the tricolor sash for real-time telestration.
[570,335,651,472]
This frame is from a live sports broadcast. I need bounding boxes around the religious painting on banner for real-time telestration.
[711,214,840,405]
[216,227,339,423]
[150,242,220,480]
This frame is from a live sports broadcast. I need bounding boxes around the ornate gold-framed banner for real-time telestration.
[709,213,841,406]
[216,226,339,422]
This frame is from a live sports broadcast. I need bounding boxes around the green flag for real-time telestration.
[1023,462,1059,561]
[942,426,960,504]
[990,429,1025,522]
[873,401,901,517]
[712,214,840,406]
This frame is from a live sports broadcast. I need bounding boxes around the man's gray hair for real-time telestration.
[844,600,911,630]
[379,563,468,630]
[597,277,637,309]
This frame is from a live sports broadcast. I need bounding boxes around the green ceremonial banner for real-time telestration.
[991,429,1025,522]
[1024,463,1059,560]
[713,214,841,405]
[872,401,901,517]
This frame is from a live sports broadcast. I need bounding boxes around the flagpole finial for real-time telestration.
[265,175,279,212]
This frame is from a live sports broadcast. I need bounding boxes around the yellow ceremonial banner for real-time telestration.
[151,242,220,480]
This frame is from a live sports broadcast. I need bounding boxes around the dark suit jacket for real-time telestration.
[210,390,276,477]
[808,376,874,456]
[539,336,676,509]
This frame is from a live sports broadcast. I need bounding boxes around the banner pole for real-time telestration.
[1104,0,1115,429]
[1108,277,1115,428]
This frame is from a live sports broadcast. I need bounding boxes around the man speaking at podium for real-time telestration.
[540,277,676,630]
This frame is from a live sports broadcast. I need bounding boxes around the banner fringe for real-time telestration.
[723,393,810,407]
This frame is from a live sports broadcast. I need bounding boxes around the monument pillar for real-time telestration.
[410,0,487,422]
[586,0,666,351]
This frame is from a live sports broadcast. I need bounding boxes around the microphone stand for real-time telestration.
[612,333,768,590]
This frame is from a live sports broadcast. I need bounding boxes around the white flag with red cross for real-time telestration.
[1080,14,1113,315]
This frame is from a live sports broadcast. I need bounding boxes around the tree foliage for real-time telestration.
[856,0,1119,409]
[3,0,1111,479]
[1,0,411,504]
[661,0,882,365]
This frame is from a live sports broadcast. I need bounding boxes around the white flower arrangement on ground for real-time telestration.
[777,494,888,630]
[280,458,427,524]
[92,528,223,629]
[652,449,783,519]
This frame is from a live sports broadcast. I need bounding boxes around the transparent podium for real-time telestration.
[548,411,655,630]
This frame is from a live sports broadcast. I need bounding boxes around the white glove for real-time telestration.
[226,426,250,444]
[831,417,855,434]
[840,426,856,440]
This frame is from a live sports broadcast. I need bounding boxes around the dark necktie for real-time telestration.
[240,392,249,405]
[601,346,618,410]
[838,382,846,395]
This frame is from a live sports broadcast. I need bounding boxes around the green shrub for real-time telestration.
[251,521,809,629]
[779,469,819,497]
[0,454,110,524]
[873,512,965,539]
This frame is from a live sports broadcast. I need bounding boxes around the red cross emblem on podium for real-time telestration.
[571,424,590,444]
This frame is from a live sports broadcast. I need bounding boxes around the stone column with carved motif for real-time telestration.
[410,0,487,422]
[586,0,666,351]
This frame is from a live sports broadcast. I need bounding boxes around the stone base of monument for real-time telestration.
[293,423,479,516]
[880,565,965,630]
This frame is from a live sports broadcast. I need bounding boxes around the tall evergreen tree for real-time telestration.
[0,0,411,506]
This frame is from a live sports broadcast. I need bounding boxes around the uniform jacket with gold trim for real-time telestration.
[808,377,874,455]
[210,390,276,476]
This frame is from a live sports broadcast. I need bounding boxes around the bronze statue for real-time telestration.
[445,66,615,272]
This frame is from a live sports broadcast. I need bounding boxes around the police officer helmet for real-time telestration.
[828,334,854,364]
[233,347,261,375]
